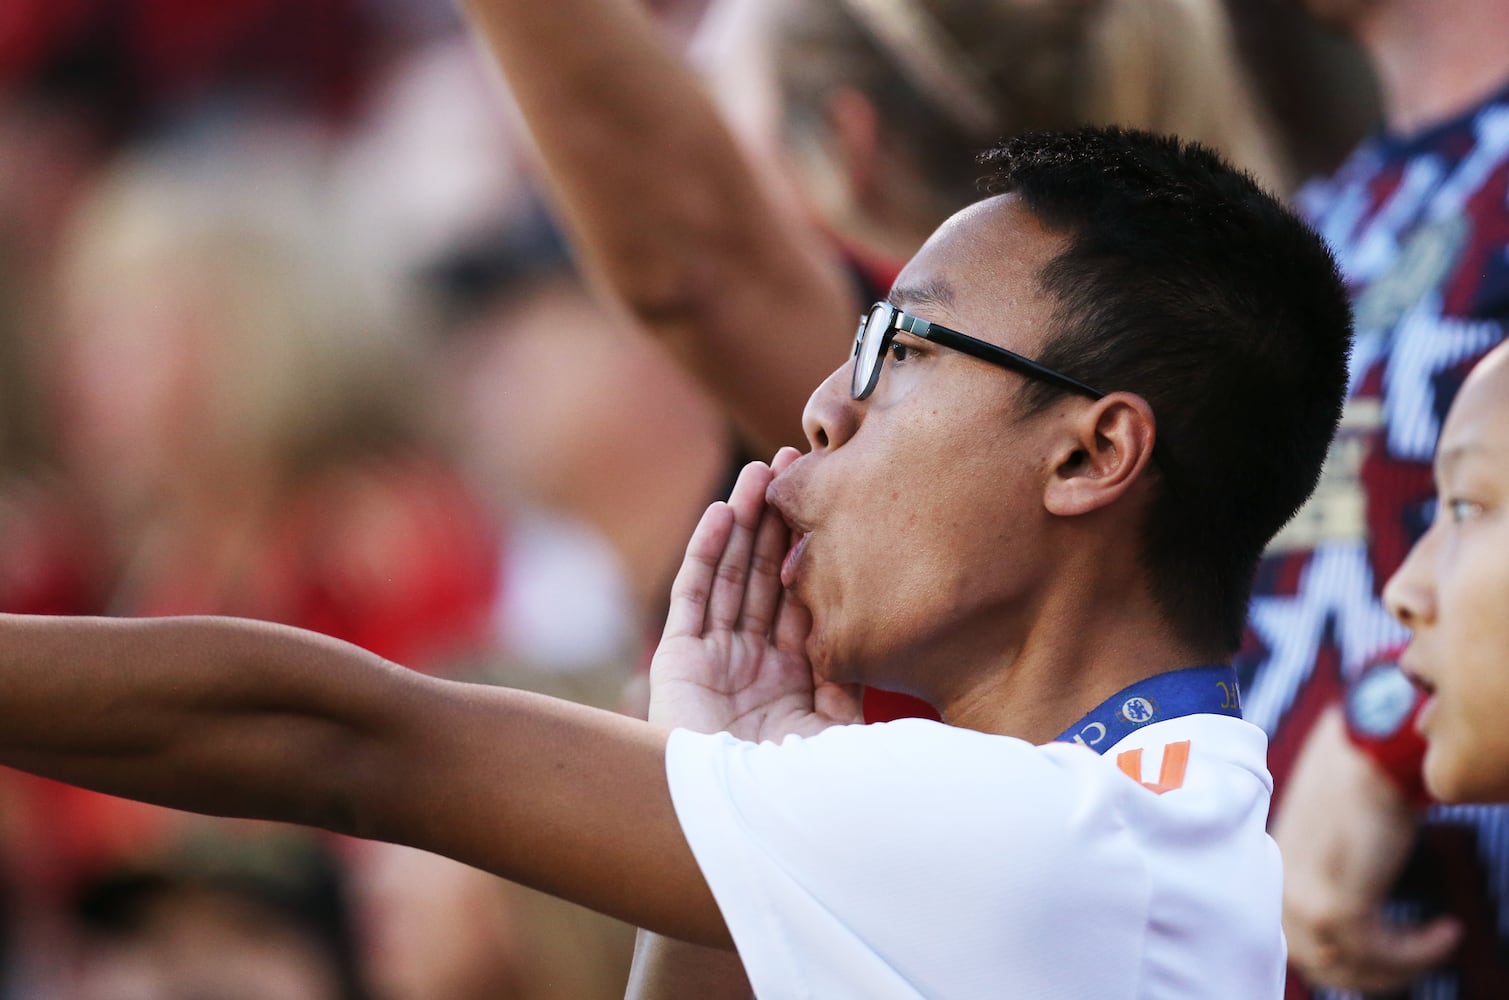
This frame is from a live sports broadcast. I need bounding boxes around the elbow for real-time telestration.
[597,236,719,340]
[586,174,749,338]
[611,263,701,332]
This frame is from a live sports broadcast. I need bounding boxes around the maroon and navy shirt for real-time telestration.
[1235,81,1509,999]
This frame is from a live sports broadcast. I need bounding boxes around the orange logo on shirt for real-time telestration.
[1115,741,1191,794]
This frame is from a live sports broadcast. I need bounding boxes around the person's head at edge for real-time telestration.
[1383,340,1509,803]
[768,127,1352,734]
[67,832,367,1000]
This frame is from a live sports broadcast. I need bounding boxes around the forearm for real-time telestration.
[0,613,732,946]
[462,0,745,296]
[0,613,407,830]
[459,0,853,452]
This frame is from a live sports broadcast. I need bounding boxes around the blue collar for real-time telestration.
[1054,665,1241,754]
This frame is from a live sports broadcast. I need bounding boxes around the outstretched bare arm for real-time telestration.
[458,0,856,454]
[0,456,850,957]
[0,613,727,946]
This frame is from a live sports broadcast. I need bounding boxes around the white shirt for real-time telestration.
[666,714,1283,999]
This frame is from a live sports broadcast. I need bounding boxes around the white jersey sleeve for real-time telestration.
[665,715,1283,1000]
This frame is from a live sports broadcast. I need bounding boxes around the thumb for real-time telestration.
[1360,916,1463,990]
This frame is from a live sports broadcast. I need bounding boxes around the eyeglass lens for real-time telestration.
[852,303,891,399]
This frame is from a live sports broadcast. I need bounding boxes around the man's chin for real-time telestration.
[805,630,858,688]
[806,641,840,684]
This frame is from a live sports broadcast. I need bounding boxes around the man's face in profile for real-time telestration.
[768,195,1076,699]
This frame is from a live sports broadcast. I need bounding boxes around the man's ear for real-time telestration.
[1043,393,1158,517]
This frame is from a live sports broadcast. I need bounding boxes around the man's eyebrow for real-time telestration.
[888,281,955,314]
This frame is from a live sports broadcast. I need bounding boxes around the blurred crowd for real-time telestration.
[0,0,1499,997]
[0,2,734,996]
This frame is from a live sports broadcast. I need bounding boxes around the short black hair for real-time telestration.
[980,127,1351,653]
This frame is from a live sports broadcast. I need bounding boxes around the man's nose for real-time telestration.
[802,362,861,452]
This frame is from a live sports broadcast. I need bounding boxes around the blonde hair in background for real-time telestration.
[1082,0,1288,191]
[53,131,429,492]
[837,0,1000,137]
[774,0,1290,216]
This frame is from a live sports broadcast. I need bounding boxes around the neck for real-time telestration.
[934,561,1222,744]
[1356,0,1509,135]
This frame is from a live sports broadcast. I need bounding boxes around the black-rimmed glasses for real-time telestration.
[850,301,1106,402]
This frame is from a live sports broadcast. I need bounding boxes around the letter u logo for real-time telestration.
[1115,741,1191,795]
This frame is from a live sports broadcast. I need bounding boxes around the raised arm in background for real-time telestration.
[456,0,1296,458]
[458,0,854,455]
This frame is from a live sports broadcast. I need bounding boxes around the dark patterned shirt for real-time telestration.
[1237,80,1509,999]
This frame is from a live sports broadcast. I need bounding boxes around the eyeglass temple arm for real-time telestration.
[899,314,1106,400]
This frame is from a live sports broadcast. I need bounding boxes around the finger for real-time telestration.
[661,502,735,640]
[770,446,801,475]
[742,446,804,633]
[735,503,789,636]
[705,462,773,631]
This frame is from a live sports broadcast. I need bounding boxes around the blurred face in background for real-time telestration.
[444,276,638,514]
[48,145,425,531]
[52,263,220,515]
[440,273,726,611]
[352,843,523,1000]
[68,887,345,1000]
[1383,343,1509,802]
